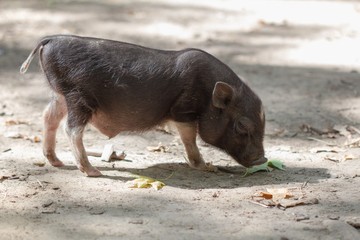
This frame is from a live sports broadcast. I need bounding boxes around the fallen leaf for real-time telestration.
[343,154,355,161]
[268,159,284,170]
[33,161,46,167]
[127,176,165,190]
[23,135,41,143]
[243,162,270,176]
[278,198,319,208]
[4,132,41,143]
[244,159,284,176]
[147,143,170,153]
[264,188,293,202]
[150,181,165,190]
[259,191,273,199]
[252,187,318,209]
[5,119,29,126]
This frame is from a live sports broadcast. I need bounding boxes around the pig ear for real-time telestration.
[212,82,234,109]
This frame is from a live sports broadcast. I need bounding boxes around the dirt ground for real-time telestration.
[1,0,360,239]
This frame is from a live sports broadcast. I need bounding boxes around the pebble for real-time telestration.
[89,208,105,215]
[328,215,340,220]
[129,219,144,224]
[42,200,54,208]
[293,213,310,222]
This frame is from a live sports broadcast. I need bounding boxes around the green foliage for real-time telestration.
[243,159,284,176]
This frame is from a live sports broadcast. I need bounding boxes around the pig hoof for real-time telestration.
[204,163,218,172]
[50,160,65,167]
[85,167,102,177]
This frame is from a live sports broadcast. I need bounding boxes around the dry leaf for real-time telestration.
[278,198,319,208]
[252,187,317,209]
[25,135,41,143]
[127,176,165,190]
[33,161,46,167]
[343,154,355,161]
[262,188,293,202]
[150,181,165,190]
[147,143,170,153]
[259,192,273,199]
[5,120,28,126]
[4,132,41,143]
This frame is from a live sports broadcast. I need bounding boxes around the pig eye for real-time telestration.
[234,121,249,135]
[235,117,255,134]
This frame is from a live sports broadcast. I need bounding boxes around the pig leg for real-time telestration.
[175,122,217,172]
[43,94,67,167]
[64,111,102,177]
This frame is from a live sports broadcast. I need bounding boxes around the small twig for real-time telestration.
[309,126,325,135]
[324,157,340,163]
[248,200,271,208]
[307,137,337,146]
[159,171,175,181]
[36,179,44,189]
[348,126,360,135]
[301,181,309,189]
[345,138,360,147]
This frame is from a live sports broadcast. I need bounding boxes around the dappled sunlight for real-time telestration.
[1,1,360,239]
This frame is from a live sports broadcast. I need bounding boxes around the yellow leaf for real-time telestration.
[343,154,355,161]
[127,176,165,190]
[150,181,165,190]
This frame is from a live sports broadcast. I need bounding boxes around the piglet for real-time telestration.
[21,35,267,177]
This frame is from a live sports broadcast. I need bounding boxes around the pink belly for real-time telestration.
[90,111,122,138]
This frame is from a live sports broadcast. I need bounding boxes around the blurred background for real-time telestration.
[1,0,359,134]
[1,1,360,239]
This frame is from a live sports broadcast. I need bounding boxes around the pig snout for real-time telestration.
[249,156,268,167]
[233,153,267,168]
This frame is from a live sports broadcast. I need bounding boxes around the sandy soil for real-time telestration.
[1,0,360,239]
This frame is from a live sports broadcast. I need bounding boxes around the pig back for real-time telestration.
[40,36,185,131]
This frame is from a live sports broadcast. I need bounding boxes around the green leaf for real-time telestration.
[243,159,285,176]
[243,162,270,176]
[268,159,285,170]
